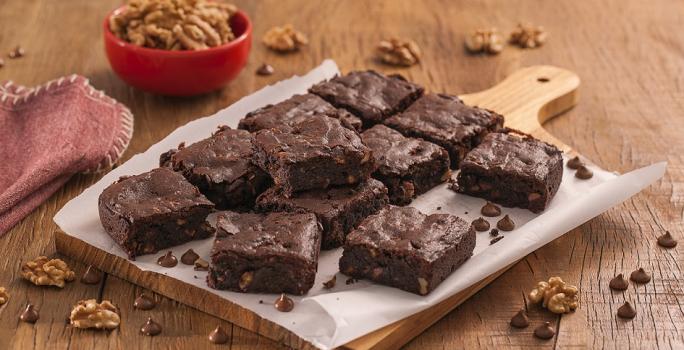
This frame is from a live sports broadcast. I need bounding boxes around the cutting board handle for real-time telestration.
[459,65,580,152]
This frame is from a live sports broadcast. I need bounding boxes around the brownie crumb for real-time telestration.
[490,236,503,245]
[323,275,337,289]
[346,278,358,285]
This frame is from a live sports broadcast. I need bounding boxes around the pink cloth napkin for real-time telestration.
[0,75,133,236]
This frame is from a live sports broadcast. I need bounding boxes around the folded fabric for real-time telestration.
[0,75,133,236]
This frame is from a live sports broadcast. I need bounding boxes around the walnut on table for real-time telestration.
[509,22,547,49]
[464,28,504,54]
[0,287,9,305]
[528,276,579,314]
[262,24,308,52]
[21,256,76,288]
[377,38,421,66]
[69,299,121,330]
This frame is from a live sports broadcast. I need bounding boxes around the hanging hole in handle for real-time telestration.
[537,77,550,83]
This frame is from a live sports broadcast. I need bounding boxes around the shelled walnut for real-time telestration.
[109,0,238,50]
[0,287,8,305]
[509,22,547,49]
[376,38,421,66]
[262,24,308,52]
[464,28,504,54]
[21,256,76,288]
[69,299,121,330]
[528,276,579,314]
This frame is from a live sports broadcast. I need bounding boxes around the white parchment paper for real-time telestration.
[54,60,666,349]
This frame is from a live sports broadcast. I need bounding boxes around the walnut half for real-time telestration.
[377,38,421,66]
[21,256,76,288]
[262,24,308,52]
[0,287,9,305]
[465,28,504,55]
[509,22,547,49]
[528,276,579,314]
[70,299,121,330]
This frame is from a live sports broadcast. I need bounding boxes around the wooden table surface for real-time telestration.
[1,0,683,349]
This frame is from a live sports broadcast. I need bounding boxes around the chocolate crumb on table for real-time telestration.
[361,125,451,205]
[384,93,503,168]
[98,167,215,259]
[208,211,321,295]
[339,206,475,295]
[657,231,677,248]
[456,131,563,213]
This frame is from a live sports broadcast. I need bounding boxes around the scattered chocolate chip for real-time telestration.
[617,301,637,319]
[490,236,504,245]
[629,268,651,284]
[657,231,677,248]
[258,300,264,304]
[472,217,490,232]
[140,317,162,336]
[436,206,442,210]
[609,273,629,291]
[533,322,555,339]
[194,257,209,271]
[481,202,501,217]
[575,165,593,180]
[274,294,294,312]
[497,215,515,231]
[180,249,200,265]
[489,228,499,237]
[208,325,229,344]
[157,251,178,268]
[346,277,358,285]
[80,265,101,285]
[8,46,25,59]
[256,63,274,76]
[323,275,336,289]
[134,293,156,310]
[510,309,529,328]
[566,156,584,169]
[20,304,39,323]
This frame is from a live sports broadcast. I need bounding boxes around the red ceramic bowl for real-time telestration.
[103,7,252,96]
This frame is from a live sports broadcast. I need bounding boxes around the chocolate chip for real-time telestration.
[20,304,39,323]
[134,293,156,310]
[657,231,677,248]
[180,249,200,265]
[323,275,336,289]
[629,268,651,284]
[472,217,490,232]
[80,265,101,285]
[490,236,503,245]
[489,228,499,237]
[497,215,515,231]
[157,251,178,268]
[566,156,584,169]
[274,294,294,312]
[193,258,209,271]
[609,273,629,291]
[575,165,593,180]
[140,317,162,336]
[510,309,529,328]
[208,325,229,344]
[436,206,442,210]
[256,63,274,76]
[617,301,636,319]
[533,322,555,339]
[481,202,501,217]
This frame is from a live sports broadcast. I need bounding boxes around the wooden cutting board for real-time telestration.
[55,65,580,350]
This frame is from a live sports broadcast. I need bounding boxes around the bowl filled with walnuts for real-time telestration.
[104,0,251,96]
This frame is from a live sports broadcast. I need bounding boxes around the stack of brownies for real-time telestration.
[98,70,563,296]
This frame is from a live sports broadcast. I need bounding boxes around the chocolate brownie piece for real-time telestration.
[252,115,375,195]
[339,206,475,295]
[256,179,389,249]
[309,70,424,126]
[238,93,362,132]
[455,131,563,213]
[207,211,321,295]
[98,167,215,259]
[384,93,503,168]
[361,125,451,205]
[159,127,271,211]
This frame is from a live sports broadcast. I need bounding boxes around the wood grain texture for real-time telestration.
[1,0,683,349]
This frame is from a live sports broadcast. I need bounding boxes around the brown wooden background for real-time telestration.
[1,0,683,349]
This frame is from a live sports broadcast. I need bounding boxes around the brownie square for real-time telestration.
[455,131,563,213]
[252,115,375,195]
[384,93,503,168]
[361,125,451,205]
[98,167,215,259]
[159,127,271,211]
[339,206,475,295]
[207,211,322,295]
[309,70,424,126]
[238,93,362,132]
[256,178,389,249]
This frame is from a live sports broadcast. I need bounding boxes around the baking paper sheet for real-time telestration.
[54,60,666,349]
